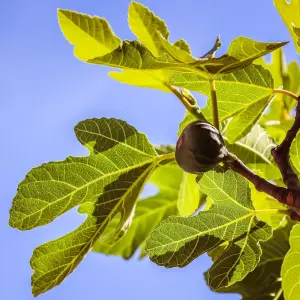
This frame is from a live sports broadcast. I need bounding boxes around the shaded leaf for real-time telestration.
[58,9,121,61]
[146,170,272,290]
[9,118,168,296]
[281,224,300,300]
[212,220,293,299]
[93,164,180,258]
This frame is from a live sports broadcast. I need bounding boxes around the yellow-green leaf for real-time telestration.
[9,118,171,296]
[281,224,300,299]
[146,170,273,290]
[274,0,300,53]
[58,9,121,61]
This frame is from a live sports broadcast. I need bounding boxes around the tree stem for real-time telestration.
[209,78,219,130]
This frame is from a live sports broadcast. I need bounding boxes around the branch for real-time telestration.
[225,154,300,221]
[271,102,300,189]
[273,88,299,102]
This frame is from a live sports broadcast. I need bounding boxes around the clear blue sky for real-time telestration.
[1,1,298,299]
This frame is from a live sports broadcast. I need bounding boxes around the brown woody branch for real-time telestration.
[271,102,300,189]
[225,155,300,221]
[225,100,300,221]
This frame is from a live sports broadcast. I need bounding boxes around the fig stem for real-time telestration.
[166,84,203,120]
[209,78,219,130]
[273,88,299,101]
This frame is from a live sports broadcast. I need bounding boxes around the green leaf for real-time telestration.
[225,94,276,143]
[290,131,300,173]
[213,220,293,299]
[155,31,196,63]
[202,37,287,74]
[274,0,300,53]
[9,118,169,296]
[57,9,121,61]
[225,125,280,180]
[174,39,192,54]
[146,169,272,290]
[156,35,286,74]
[128,1,169,56]
[109,69,172,92]
[250,182,287,229]
[258,49,299,122]
[177,172,201,216]
[171,64,275,141]
[281,224,300,300]
[93,164,180,258]
[262,119,294,144]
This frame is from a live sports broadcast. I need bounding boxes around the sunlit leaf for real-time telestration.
[281,224,300,300]
[274,0,300,53]
[9,118,170,296]
[57,9,121,61]
[146,170,273,290]
[128,1,169,56]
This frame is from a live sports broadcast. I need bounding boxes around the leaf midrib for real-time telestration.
[32,161,156,296]
[59,10,118,53]
[17,158,155,227]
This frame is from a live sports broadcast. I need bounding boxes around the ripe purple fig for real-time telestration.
[175,121,228,174]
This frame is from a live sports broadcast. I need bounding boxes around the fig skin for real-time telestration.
[175,121,228,174]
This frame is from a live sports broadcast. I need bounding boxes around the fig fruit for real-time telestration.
[175,121,228,174]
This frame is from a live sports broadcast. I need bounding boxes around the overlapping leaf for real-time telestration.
[213,220,293,299]
[225,125,280,180]
[146,170,273,290]
[170,64,275,142]
[57,9,121,61]
[274,0,300,53]
[93,164,180,258]
[9,118,170,296]
[281,224,300,300]
[258,49,299,123]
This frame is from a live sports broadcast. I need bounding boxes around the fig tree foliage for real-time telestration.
[8,1,300,299]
